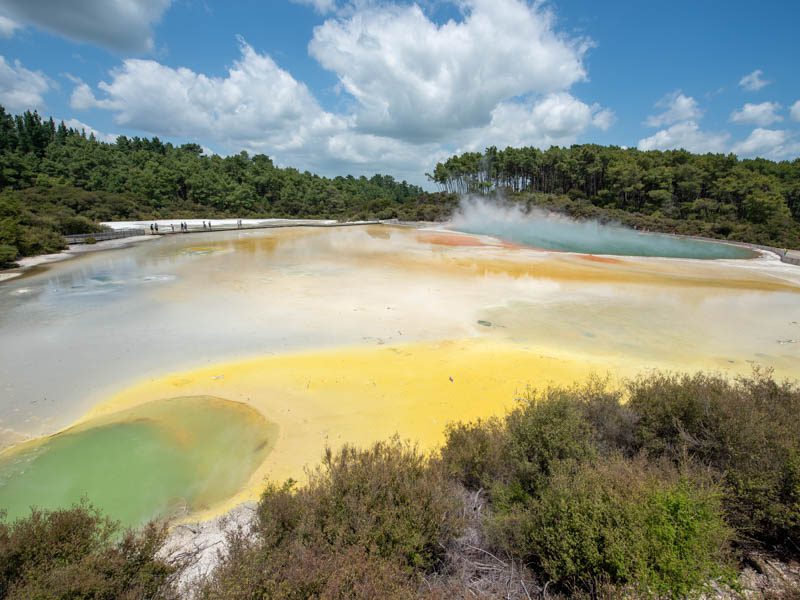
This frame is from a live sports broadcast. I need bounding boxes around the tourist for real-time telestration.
[149,224,153,233]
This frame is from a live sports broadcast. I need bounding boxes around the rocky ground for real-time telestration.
[160,502,258,597]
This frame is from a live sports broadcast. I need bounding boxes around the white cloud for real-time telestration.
[732,128,800,159]
[69,39,438,181]
[0,0,172,52]
[0,55,50,111]
[739,69,770,92]
[69,81,102,110]
[791,100,800,122]
[592,107,616,131]
[644,91,702,127]
[309,0,590,142]
[72,0,611,186]
[73,40,342,148]
[291,0,337,14]
[62,118,117,143]
[460,93,613,150]
[0,14,19,37]
[730,101,782,126]
[637,121,729,154]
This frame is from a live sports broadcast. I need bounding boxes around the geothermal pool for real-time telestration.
[450,200,757,259]
[0,223,798,526]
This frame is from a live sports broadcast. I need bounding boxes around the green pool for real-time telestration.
[0,396,276,527]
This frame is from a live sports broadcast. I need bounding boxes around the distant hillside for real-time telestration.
[0,107,456,266]
[430,145,800,249]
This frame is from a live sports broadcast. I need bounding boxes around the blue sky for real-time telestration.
[0,0,798,186]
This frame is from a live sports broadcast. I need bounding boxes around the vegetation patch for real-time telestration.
[1,371,798,598]
[0,503,174,599]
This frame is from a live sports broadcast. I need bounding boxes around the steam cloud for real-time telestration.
[448,196,752,259]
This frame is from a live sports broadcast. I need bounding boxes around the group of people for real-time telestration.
[148,220,241,234]
[148,221,199,233]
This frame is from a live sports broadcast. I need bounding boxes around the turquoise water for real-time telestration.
[0,396,276,527]
[451,204,756,259]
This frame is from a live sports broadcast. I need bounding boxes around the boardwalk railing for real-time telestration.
[65,228,146,244]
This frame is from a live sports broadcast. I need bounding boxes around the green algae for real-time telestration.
[0,396,276,527]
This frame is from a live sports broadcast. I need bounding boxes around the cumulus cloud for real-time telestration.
[791,100,800,122]
[739,69,770,92]
[68,39,439,181]
[459,93,613,150]
[0,55,50,111]
[70,0,612,184]
[72,40,344,150]
[637,121,729,154]
[732,128,800,159]
[0,0,172,52]
[730,101,782,126]
[644,91,702,127]
[0,14,19,37]
[309,0,590,142]
[291,0,337,14]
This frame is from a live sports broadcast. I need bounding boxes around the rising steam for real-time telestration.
[448,196,752,260]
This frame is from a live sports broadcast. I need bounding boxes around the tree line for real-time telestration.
[0,107,456,266]
[429,145,800,248]
[3,105,800,267]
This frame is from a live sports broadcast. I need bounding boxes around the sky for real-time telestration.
[0,0,798,187]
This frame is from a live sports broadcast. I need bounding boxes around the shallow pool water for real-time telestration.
[0,396,276,527]
[0,224,797,524]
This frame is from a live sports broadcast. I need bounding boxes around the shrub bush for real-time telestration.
[629,370,800,554]
[198,438,462,599]
[0,503,174,599]
[504,387,598,497]
[0,244,16,267]
[197,539,415,600]
[441,417,511,491]
[488,456,734,598]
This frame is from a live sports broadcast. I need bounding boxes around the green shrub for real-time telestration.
[197,540,415,600]
[489,456,734,598]
[503,386,598,497]
[0,244,17,267]
[629,370,800,554]
[199,439,462,599]
[441,417,511,491]
[297,439,461,570]
[0,503,174,599]
[56,215,102,235]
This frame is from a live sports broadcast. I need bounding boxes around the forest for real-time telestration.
[0,107,456,266]
[429,145,800,248]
